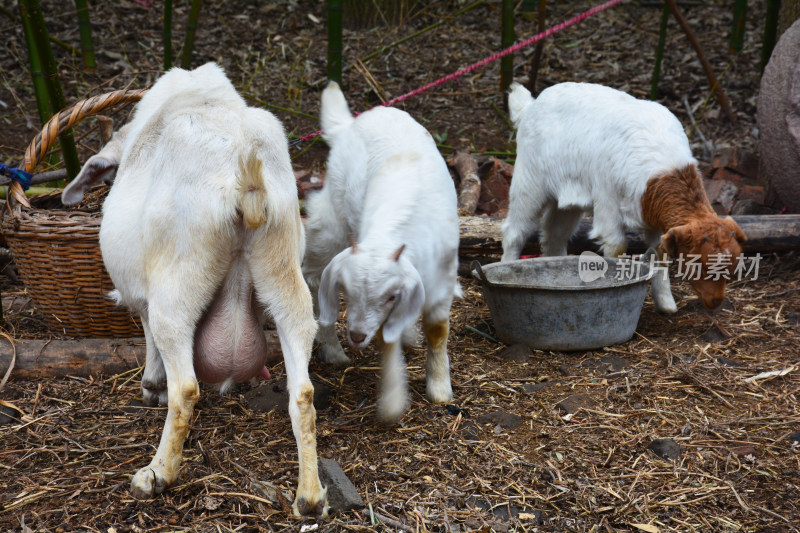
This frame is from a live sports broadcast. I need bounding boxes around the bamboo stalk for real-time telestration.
[20,0,81,179]
[0,5,79,55]
[328,0,343,83]
[500,0,514,110]
[163,0,173,70]
[18,2,52,125]
[73,0,96,71]
[179,0,202,69]
[761,0,780,72]
[730,0,747,53]
[650,2,669,99]
[527,0,546,93]
[664,0,736,123]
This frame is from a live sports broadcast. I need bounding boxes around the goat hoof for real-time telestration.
[655,302,678,315]
[426,379,453,404]
[317,344,351,366]
[293,486,329,517]
[378,395,409,423]
[130,467,168,500]
[142,386,168,407]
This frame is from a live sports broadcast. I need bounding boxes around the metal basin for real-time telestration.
[472,254,653,351]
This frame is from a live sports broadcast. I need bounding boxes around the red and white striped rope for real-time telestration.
[295,0,626,143]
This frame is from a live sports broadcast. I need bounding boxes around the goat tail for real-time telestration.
[236,149,269,230]
[508,82,534,129]
[320,81,354,142]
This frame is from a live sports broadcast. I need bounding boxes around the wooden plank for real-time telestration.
[0,332,283,381]
[459,214,800,257]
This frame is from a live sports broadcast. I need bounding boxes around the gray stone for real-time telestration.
[555,394,594,415]
[716,357,742,368]
[758,19,800,213]
[647,438,681,461]
[731,199,774,215]
[701,324,730,343]
[787,432,800,445]
[0,404,23,425]
[318,458,364,512]
[522,381,556,394]
[498,343,531,362]
[477,410,523,429]
[245,379,331,413]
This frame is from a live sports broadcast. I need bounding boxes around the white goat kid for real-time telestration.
[501,82,745,313]
[62,63,327,516]
[302,82,460,422]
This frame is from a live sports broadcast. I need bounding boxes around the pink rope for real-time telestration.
[295,0,626,144]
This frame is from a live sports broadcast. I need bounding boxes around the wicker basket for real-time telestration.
[2,89,147,338]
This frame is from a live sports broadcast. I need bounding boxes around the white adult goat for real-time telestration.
[302,82,460,422]
[61,63,327,516]
[502,82,746,312]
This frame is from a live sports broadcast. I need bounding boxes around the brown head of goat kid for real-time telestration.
[642,164,747,310]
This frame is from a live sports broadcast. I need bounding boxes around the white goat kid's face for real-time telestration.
[317,245,426,350]
[339,254,406,349]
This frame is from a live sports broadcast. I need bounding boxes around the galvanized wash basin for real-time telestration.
[472,253,654,351]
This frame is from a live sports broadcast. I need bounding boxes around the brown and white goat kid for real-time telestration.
[61,63,327,516]
[501,82,746,312]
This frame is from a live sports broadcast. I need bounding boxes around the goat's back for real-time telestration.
[515,82,695,186]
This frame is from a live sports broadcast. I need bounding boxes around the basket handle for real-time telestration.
[9,88,148,207]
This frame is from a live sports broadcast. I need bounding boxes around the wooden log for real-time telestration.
[0,331,283,381]
[448,150,482,216]
[459,214,800,257]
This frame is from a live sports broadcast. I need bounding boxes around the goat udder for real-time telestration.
[193,288,269,384]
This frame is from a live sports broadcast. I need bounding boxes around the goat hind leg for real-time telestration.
[251,248,327,516]
[140,311,168,406]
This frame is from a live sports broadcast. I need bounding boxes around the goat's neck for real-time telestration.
[641,164,716,233]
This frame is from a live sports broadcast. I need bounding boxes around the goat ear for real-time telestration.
[724,217,747,242]
[318,250,348,327]
[390,244,406,262]
[658,228,680,259]
[381,264,425,345]
[61,153,119,206]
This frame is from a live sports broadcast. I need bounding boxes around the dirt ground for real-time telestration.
[2,1,799,532]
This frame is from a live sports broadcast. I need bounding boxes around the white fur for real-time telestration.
[502,82,698,313]
[61,63,326,516]
[303,82,460,421]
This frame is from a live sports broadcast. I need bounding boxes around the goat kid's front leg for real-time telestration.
[130,306,199,499]
[646,231,678,314]
[377,332,409,422]
[423,314,453,404]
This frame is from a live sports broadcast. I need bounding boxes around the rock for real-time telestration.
[522,381,556,394]
[703,178,739,214]
[731,445,757,462]
[477,410,523,430]
[731,198,773,215]
[497,343,531,362]
[460,420,480,440]
[318,458,365,512]
[581,354,629,373]
[758,19,800,213]
[245,379,331,413]
[647,438,681,460]
[555,394,594,415]
[701,324,730,343]
[787,432,800,446]
[715,357,742,368]
[0,403,23,425]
